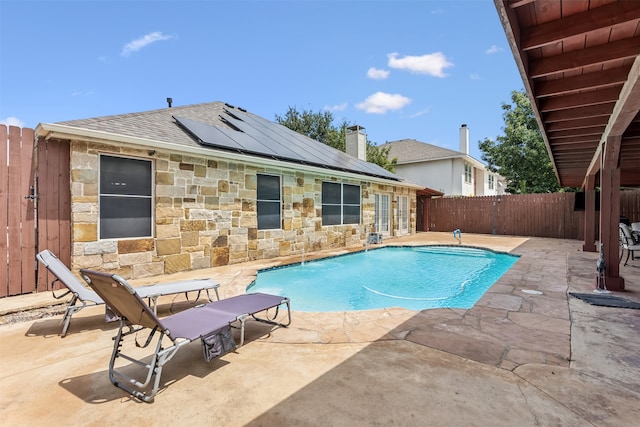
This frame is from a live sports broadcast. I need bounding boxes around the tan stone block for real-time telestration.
[156,223,179,238]
[180,219,206,231]
[218,180,229,192]
[103,253,118,263]
[164,253,191,274]
[74,223,97,242]
[118,238,154,254]
[155,159,169,171]
[119,252,152,266]
[214,235,228,247]
[279,241,291,256]
[239,215,256,228]
[201,186,217,196]
[71,254,103,270]
[182,231,198,246]
[242,200,254,211]
[156,172,174,185]
[132,262,165,279]
[245,174,256,190]
[170,154,183,162]
[211,247,229,266]
[155,196,173,207]
[194,164,206,177]
[283,218,292,231]
[156,238,181,255]
[73,196,98,204]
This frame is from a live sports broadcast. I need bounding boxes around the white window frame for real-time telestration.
[99,154,153,240]
[374,193,390,233]
[257,173,282,230]
[464,162,472,184]
[322,182,361,226]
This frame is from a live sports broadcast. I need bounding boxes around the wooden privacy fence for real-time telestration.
[1,125,71,298]
[1,126,36,297]
[427,192,640,239]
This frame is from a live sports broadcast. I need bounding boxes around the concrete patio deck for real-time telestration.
[1,232,639,426]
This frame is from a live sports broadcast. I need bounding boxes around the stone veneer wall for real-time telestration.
[70,141,415,279]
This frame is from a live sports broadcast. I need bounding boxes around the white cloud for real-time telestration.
[324,102,348,112]
[470,73,481,80]
[0,117,25,127]
[355,92,411,114]
[121,32,173,57]
[387,52,453,77]
[486,45,503,54]
[367,67,390,80]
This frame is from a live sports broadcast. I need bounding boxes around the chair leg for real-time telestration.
[624,250,631,266]
[60,295,80,337]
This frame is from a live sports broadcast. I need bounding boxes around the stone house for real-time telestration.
[35,102,421,279]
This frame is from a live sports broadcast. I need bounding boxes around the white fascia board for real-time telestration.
[36,122,420,189]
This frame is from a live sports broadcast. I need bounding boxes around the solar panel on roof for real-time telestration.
[174,110,400,181]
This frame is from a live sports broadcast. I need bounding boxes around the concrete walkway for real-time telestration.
[1,233,639,426]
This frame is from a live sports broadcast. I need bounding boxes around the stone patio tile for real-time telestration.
[477,293,523,311]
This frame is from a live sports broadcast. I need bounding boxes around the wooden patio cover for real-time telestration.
[494,0,640,290]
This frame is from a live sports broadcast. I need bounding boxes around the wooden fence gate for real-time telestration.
[1,125,70,297]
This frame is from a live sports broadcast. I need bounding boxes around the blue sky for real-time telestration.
[0,0,524,161]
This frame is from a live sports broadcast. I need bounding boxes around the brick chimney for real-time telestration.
[459,124,469,154]
[346,125,367,161]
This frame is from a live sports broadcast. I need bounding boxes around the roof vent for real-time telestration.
[167,97,173,108]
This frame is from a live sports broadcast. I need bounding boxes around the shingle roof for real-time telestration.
[382,139,464,164]
[56,101,401,181]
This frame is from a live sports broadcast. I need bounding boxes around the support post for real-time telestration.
[582,174,597,252]
[598,136,624,291]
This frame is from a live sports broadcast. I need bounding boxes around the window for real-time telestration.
[257,174,281,230]
[488,174,495,189]
[100,155,152,239]
[322,182,361,225]
[464,162,472,184]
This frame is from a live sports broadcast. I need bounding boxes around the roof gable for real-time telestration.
[384,139,466,163]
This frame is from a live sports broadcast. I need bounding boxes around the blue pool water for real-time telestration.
[248,246,519,312]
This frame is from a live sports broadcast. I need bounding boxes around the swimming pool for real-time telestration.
[248,246,519,312]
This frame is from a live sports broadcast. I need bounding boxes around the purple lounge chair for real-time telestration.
[80,269,291,402]
[36,249,220,336]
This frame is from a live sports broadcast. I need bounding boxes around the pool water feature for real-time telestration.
[248,246,519,312]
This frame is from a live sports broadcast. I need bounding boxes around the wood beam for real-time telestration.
[536,67,630,97]
[539,88,620,112]
[521,2,640,50]
[529,36,640,78]
[544,103,614,122]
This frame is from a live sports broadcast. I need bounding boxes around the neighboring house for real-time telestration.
[35,101,421,279]
[384,125,505,197]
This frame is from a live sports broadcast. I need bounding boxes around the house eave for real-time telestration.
[35,122,420,189]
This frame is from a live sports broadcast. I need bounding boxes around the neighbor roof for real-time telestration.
[383,139,484,168]
[51,101,401,181]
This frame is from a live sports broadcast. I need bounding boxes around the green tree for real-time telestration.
[275,106,396,172]
[479,90,560,194]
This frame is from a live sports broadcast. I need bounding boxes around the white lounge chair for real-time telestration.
[36,249,220,336]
